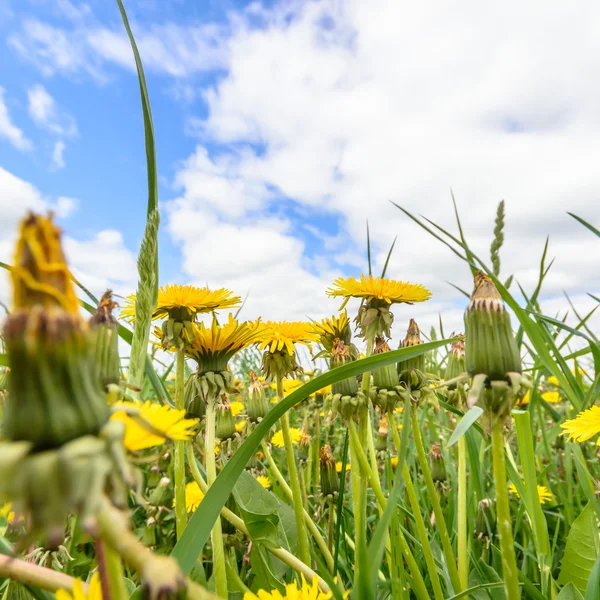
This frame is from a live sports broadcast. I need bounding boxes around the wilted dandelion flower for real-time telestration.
[56,573,103,600]
[243,575,331,599]
[110,401,197,451]
[561,406,600,443]
[256,475,271,489]
[508,483,552,505]
[271,428,302,448]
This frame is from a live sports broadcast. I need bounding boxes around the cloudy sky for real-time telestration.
[1,0,599,344]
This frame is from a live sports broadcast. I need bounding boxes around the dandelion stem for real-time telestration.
[491,421,521,599]
[205,390,228,599]
[173,349,187,540]
[0,555,81,593]
[457,434,469,590]
[277,375,312,567]
[411,405,462,593]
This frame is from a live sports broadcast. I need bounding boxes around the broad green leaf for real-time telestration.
[171,338,453,576]
[585,551,600,600]
[448,406,483,447]
[249,545,285,594]
[556,583,585,600]
[232,472,287,550]
[558,503,600,592]
[469,559,505,600]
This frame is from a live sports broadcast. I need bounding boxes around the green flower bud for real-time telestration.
[444,337,466,388]
[184,372,206,419]
[319,445,339,499]
[474,498,495,546]
[247,370,270,422]
[148,476,171,507]
[142,517,157,547]
[89,290,121,392]
[429,442,447,484]
[216,401,236,440]
[357,300,394,340]
[464,272,521,381]
[297,428,312,463]
[330,339,359,397]
[398,319,427,389]
[375,414,389,452]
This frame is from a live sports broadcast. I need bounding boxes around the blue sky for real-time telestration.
[1,0,600,338]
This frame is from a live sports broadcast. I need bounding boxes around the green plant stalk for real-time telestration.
[173,349,187,540]
[386,409,444,600]
[104,541,129,600]
[0,554,80,592]
[260,440,334,571]
[411,405,462,593]
[277,375,312,567]
[205,390,228,599]
[491,421,521,599]
[313,410,320,493]
[186,444,330,592]
[348,420,367,589]
[514,411,552,595]
[366,409,383,516]
[457,434,469,590]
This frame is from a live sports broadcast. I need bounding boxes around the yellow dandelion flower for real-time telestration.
[110,401,197,451]
[516,391,530,406]
[0,503,19,523]
[56,573,102,600]
[120,284,241,322]
[508,483,552,505]
[326,274,431,308]
[185,314,264,370]
[244,575,331,599]
[390,456,399,469]
[270,378,304,394]
[230,400,245,416]
[214,439,221,455]
[394,406,404,413]
[271,428,302,448]
[561,406,600,443]
[177,481,204,514]
[256,475,271,489]
[541,391,561,404]
[258,321,319,355]
[256,450,265,461]
[335,462,350,473]
[547,376,560,387]
[312,311,350,339]
[235,420,247,433]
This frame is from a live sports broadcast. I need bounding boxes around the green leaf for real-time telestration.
[232,472,286,550]
[558,503,600,592]
[249,545,285,594]
[585,551,600,600]
[556,583,585,600]
[171,338,453,576]
[448,406,483,447]
[568,213,600,239]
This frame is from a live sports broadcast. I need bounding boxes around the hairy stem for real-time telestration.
[173,349,187,539]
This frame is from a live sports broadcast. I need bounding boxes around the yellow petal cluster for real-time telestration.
[326,274,431,305]
[57,573,103,600]
[121,284,241,322]
[508,483,553,505]
[244,575,332,600]
[561,406,600,444]
[271,428,302,448]
[230,400,245,416]
[256,475,271,489]
[258,321,319,355]
[110,401,197,451]
[183,482,204,514]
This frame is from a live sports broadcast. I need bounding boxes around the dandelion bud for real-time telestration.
[370,337,402,411]
[184,372,206,419]
[298,429,312,463]
[398,319,427,389]
[3,214,110,448]
[429,443,447,484]
[143,517,157,547]
[319,445,339,499]
[89,290,121,392]
[474,498,495,546]
[444,337,466,388]
[464,272,521,381]
[375,414,389,452]
[148,477,171,507]
[216,400,236,440]
[247,370,270,422]
[330,339,358,397]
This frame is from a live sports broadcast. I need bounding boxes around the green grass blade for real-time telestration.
[171,339,453,576]
[568,213,600,238]
[380,236,397,278]
[115,0,158,216]
[366,220,372,275]
[333,429,350,576]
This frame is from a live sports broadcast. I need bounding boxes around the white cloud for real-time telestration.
[0,87,32,151]
[164,0,600,339]
[27,84,77,137]
[51,140,66,169]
